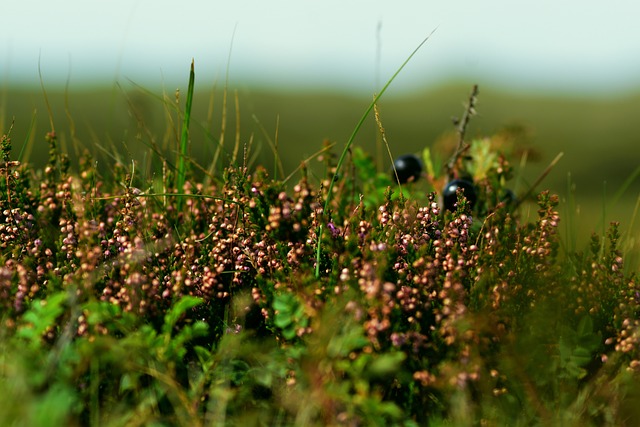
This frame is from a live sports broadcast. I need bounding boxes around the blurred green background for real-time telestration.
[1,81,638,254]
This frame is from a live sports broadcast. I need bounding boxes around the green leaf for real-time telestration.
[32,384,78,427]
[272,293,295,313]
[84,300,122,326]
[468,138,498,181]
[281,326,297,340]
[366,351,406,378]
[327,323,370,358]
[577,315,593,337]
[17,292,67,345]
[273,314,292,329]
[352,147,377,181]
[272,293,309,341]
[119,373,137,393]
[422,146,438,178]
[163,296,204,335]
[193,345,212,367]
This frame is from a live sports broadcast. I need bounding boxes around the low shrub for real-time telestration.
[0,83,639,426]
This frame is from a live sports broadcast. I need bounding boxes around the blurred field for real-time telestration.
[1,82,638,254]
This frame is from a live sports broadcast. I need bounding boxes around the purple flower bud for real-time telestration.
[327,221,339,238]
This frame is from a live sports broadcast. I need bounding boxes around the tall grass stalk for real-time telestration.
[314,29,437,277]
[374,20,383,172]
[252,113,285,179]
[17,110,38,164]
[627,194,640,270]
[38,55,55,134]
[605,164,640,220]
[63,70,81,159]
[211,28,236,178]
[584,168,640,261]
[117,82,169,169]
[513,151,564,211]
[212,79,228,175]
[564,172,578,255]
[374,102,402,193]
[601,181,608,255]
[176,59,195,211]
[232,89,242,165]
[283,141,336,184]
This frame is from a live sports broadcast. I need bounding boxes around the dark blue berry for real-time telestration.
[443,179,477,211]
[392,154,423,184]
[501,189,517,205]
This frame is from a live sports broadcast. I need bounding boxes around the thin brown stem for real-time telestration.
[446,84,479,178]
[514,151,564,209]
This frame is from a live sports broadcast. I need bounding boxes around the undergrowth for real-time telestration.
[1,57,639,426]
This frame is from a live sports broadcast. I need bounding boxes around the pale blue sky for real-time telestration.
[2,0,639,94]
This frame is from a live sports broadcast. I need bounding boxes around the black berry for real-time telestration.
[501,189,517,205]
[392,154,423,184]
[443,179,477,211]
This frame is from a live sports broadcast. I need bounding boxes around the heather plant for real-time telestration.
[1,55,640,425]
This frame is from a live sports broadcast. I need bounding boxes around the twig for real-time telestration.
[374,102,400,188]
[446,84,479,177]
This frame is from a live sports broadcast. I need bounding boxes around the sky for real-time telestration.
[2,0,639,95]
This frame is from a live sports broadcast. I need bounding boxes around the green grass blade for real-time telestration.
[18,110,38,163]
[176,59,195,211]
[38,53,56,133]
[314,29,437,278]
[611,164,640,207]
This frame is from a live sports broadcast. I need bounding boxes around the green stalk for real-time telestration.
[176,59,195,211]
[314,30,436,278]
[610,164,640,208]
